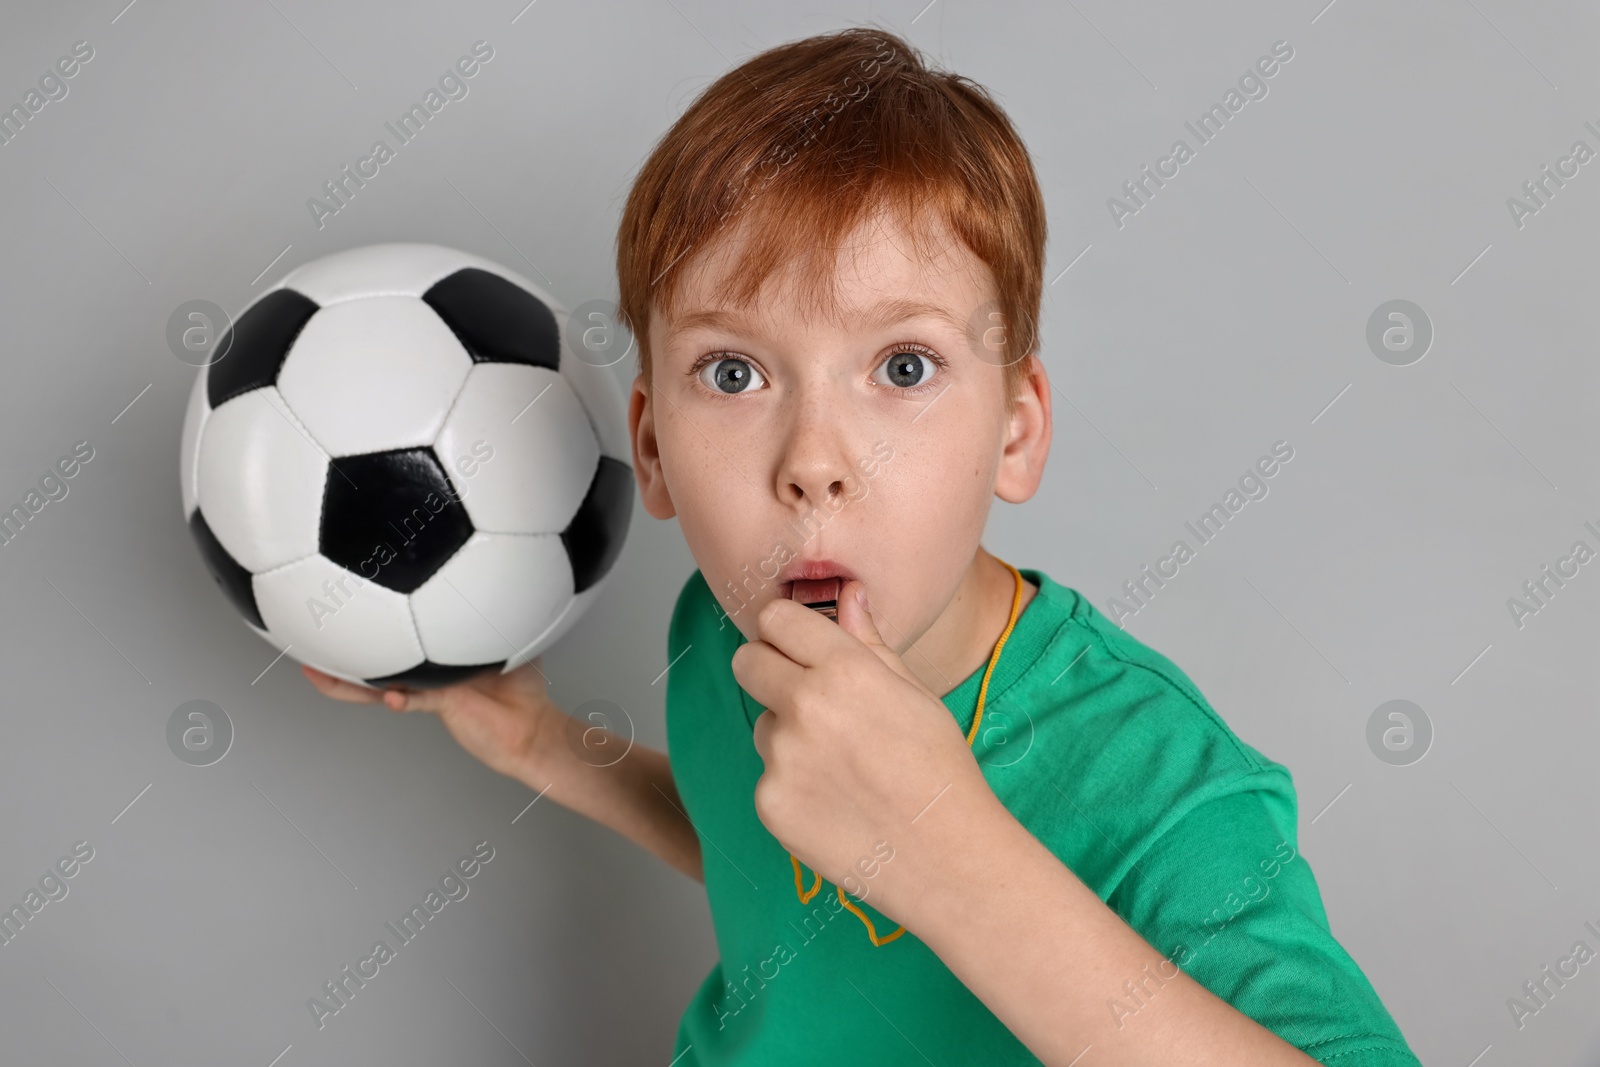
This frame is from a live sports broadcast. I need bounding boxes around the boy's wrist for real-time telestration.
[502,715,702,882]
[512,708,580,794]
[891,789,1020,935]
[508,711,649,820]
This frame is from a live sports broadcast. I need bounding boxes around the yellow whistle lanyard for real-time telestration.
[787,559,1026,947]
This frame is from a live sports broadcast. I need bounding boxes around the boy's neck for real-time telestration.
[905,548,1038,699]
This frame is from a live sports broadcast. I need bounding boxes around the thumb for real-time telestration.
[836,580,927,691]
[834,579,885,646]
[381,683,451,714]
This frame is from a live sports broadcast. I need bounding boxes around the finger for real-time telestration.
[302,665,385,704]
[731,639,806,707]
[751,707,775,764]
[753,595,846,668]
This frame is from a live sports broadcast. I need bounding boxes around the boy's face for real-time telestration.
[628,209,1050,656]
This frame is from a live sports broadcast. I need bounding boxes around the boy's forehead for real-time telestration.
[660,212,990,341]
[663,295,970,345]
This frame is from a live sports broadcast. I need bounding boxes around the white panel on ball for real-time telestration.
[409,532,575,665]
[276,297,473,458]
[501,574,614,672]
[435,363,599,534]
[178,365,209,518]
[195,387,327,572]
[254,555,424,679]
[242,617,374,687]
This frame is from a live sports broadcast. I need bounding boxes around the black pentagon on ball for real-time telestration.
[561,456,633,594]
[320,448,475,594]
[366,659,506,689]
[188,509,265,629]
[422,268,560,371]
[207,288,320,408]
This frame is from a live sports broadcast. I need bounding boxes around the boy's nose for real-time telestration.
[775,403,855,506]
[781,441,848,503]
[783,476,847,505]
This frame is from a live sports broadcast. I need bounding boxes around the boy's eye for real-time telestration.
[697,356,767,395]
[874,348,940,390]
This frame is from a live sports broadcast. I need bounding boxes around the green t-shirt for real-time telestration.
[664,566,1419,1065]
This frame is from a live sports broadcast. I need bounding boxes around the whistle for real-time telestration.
[789,577,842,622]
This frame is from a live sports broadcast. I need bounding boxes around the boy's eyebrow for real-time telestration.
[664,297,968,345]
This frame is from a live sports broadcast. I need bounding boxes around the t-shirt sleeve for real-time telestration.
[1103,783,1421,1066]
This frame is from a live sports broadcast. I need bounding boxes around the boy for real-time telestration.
[306,25,1420,1067]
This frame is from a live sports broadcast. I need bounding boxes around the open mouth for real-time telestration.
[775,558,855,622]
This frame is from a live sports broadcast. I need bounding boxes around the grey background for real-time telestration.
[0,0,1594,1064]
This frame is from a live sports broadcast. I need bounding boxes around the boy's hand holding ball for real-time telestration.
[302,659,570,784]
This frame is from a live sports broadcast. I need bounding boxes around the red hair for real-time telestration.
[615,25,1046,416]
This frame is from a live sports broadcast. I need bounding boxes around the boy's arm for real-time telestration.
[516,725,704,884]
[302,663,703,884]
[892,791,1327,1067]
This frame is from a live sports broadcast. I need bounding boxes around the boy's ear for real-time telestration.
[994,352,1052,506]
[628,373,677,520]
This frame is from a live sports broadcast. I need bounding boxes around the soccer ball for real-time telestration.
[179,243,633,688]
